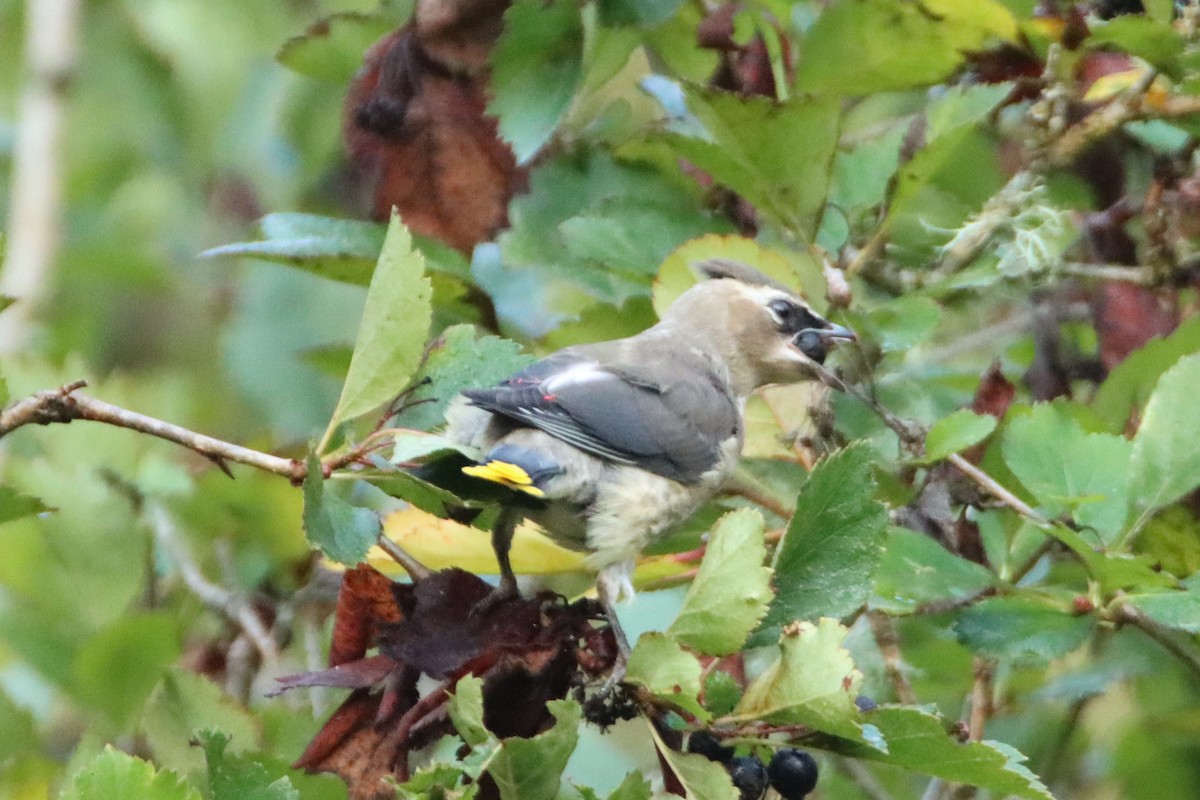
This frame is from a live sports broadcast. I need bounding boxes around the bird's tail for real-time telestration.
[461,444,561,497]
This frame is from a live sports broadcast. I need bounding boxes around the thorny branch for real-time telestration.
[0,380,392,482]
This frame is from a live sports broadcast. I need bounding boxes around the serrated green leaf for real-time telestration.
[72,613,181,728]
[626,632,707,719]
[703,670,742,719]
[668,509,772,655]
[733,618,865,742]
[646,723,738,800]
[1092,315,1200,431]
[795,0,1017,94]
[395,324,534,431]
[661,89,840,236]
[489,0,583,163]
[954,597,1092,663]
[449,675,490,747]
[1002,402,1131,542]
[1049,523,1177,593]
[333,213,433,424]
[604,771,652,800]
[871,527,996,614]
[487,700,580,800]
[751,444,888,646]
[922,410,997,463]
[1128,354,1200,528]
[60,746,200,800]
[142,670,261,778]
[199,731,299,800]
[835,707,1053,800]
[0,484,52,525]
[202,214,385,285]
[1126,590,1200,633]
[302,454,380,564]
[276,13,395,83]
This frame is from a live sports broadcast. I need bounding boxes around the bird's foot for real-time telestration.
[469,573,520,618]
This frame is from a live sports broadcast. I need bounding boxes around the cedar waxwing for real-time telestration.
[445,259,855,659]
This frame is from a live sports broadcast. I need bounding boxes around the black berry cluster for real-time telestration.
[685,732,820,800]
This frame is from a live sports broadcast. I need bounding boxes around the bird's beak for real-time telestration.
[819,323,857,345]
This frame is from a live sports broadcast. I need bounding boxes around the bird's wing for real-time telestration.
[462,349,738,483]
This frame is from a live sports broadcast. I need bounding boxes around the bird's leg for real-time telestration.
[471,506,522,615]
[596,561,634,692]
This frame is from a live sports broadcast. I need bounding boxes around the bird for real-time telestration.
[443,258,855,667]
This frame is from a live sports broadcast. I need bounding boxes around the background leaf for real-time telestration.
[751,444,888,645]
[1128,354,1200,527]
[332,213,433,424]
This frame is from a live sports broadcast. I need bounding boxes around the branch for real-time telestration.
[946,453,1051,528]
[147,503,279,665]
[1112,602,1200,681]
[0,381,305,479]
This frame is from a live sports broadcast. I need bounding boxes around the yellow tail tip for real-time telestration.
[463,461,546,497]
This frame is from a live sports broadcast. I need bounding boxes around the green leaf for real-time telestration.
[1086,16,1185,71]
[1128,354,1200,526]
[733,618,865,742]
[598,0,681,27]
[661,89,840,236]
[1091,315,1200,431]
[954,597,1092,663]
[448,675,491,747]
[751,444,888,646]
[839,707,1053,800]
[646,723,738,800]
[604,772,653,800]
[1049,523,1177,593]
[60,746,200,800]
[276,13,395,83]
[1002,402,1132,542]
[668,509,772,655]
[922,410,997,463]
[871,527,996,614]
[795,0,1017,94]
[202,214,385,286]
[142,669,261,778]
[703,670,742,718]
[302,453,380,564]
[489,0,583,163]
[199,731,299,800]
[487,700,580,800]
[332,213,433,424]
[625,632,707,719]
[395,324,534,431]
[1126,589,1200,633]
[72,613,181,728]
[0,484,52,525]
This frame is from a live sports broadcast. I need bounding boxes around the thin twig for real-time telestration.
[966,657,994,742]
[868,610,916,704]
[147,503,279,665]
[0,381,305,479]
[946,453,1050,527]
[375,531,433,581]
[1112,602,1200,680]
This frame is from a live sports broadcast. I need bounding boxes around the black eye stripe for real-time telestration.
[768,298,824,333]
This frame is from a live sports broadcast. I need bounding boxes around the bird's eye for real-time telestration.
[768,298,820,334]
[768,298,799,329]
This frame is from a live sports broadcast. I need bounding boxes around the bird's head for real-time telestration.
[658,258,856,395]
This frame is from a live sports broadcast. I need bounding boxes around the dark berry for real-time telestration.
[687,730,734,764]
[728,755,769,800]
[768,749,819,799]
[855,694,878,712]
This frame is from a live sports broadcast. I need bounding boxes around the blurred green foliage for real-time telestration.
[5,1,1200,799]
